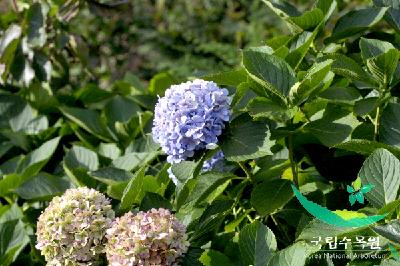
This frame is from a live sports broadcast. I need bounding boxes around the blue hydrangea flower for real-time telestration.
[152,79,231,164]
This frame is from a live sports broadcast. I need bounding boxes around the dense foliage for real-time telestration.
[1,0,400,265]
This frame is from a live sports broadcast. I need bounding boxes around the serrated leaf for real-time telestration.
[335,139,400,159]
[246,97,295,122]
[239,221,277,266]
[64,146,99,171]
[199,250,233,266]
[90,167,134,185]
[112,151,159,171]
[204,68,248,87]
[289,59,333,106]
[360,38,395,60]
[221,114,274,162]
[328,54,376,85]
[25,2,49,47]
[380,103,400,147]
[286,31,317,70]
[242,48,296,102]
[17,137,60,178]
[148,72,176,96]
[374,0,400,33]
[185,172,235,207]
[251,179,293,216]
[119,166,146,212]
[328,7,388,41]
[60,106,116,142]
[105,95,141,124]
[0,25,21,82]
[14,173,71,200]
[359,148,400,208]
[303,110,358,147]
[291,8,324,30]
[373,220,400,244]
[268,241,317,266]
[366,49,400,84]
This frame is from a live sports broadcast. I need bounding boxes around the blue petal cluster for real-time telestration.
[152,79,231,163]
[202,151,225,172]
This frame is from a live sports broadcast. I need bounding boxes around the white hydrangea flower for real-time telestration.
[105,208,189,266]
[36,187,115,266]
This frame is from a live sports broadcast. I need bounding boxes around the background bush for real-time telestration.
[1,0,400,265]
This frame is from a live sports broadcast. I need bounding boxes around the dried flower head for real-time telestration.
[36,187,115,266]
[105,208,189,266]
[152,79,230,164]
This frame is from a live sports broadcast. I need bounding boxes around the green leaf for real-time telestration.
[140,192,173,211]
[328,54,376,85]
[303,108,359,146]
[8,104,48,135]
[328,7,388,42]
[203,68,248,87]
[246,97,296,122]
[25,2,49,47]
[221,114,274,162]
[64,146,99,171]
[251,179,293,216]
[242,48,296,102]
[0,220,30,266]
[373,220,400,244]
[17,137,60,178]
[185,172,235,207]
[90,167,134,185]
[380,103,400,147]
[374,0,400,33]
[148,72,176,96]
[268,241,319,266]
[335,139,400,159]
[297,219,357,241]
[0,25,21,82]
[360,38,395,60]
[98,143,121,160]
[14,173,71,200]
[63,145,99,187]
[199,250,233,266]
[105,95,141,124]
[112,151,159,171]
[359,148,400,208]
[119,166,146,212]
[190,199,233,246]
[319,86,362,104]
[261,0,302,33]
[238,221,277,266]
[289,59,333,106]
[60,106,116,142]
[366,49,400,84]
[286,31,318,70]
[291,8,324,30]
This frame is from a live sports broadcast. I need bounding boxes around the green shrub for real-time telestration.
[0,0,400,265]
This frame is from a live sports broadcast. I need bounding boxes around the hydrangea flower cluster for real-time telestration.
[152,79,231,164]
[105,208,189,266]
[36,187,115,266]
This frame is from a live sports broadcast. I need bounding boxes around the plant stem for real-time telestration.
[238,162,255,183]
[374,106,381,141]
[288,134,298,187]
